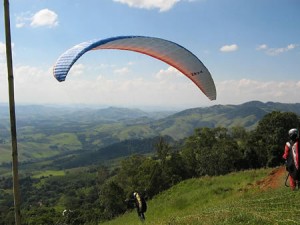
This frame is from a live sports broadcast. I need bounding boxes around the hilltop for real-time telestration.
[101,167,300,225]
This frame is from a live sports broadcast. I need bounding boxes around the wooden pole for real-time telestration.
[3,0,22,224]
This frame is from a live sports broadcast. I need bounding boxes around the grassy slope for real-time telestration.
[100,167,300,225]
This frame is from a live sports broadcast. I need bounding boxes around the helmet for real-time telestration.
[288,128,298,141]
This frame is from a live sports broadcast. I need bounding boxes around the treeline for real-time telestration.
[0,111,299,225]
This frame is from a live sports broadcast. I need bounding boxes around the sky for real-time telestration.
[0,0,299,110]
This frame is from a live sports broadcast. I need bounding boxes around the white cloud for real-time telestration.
[256,44,267,50]
[16,9,58,28]
[16,11,31,28]
[220,44,238,52]
[0,42,6,61]
[31,9,58,27]
[114,67,130,75]
[257,43,298,56]
[69,64,85,76]
[152,67,184,92]
[287,44,297,50]
[1,63,299,108]
[155,66,180,80]
[216,79,300,104]
[113,0,186,12]
[0,64,207,107]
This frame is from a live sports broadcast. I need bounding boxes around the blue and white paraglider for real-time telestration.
[53,36,216,100]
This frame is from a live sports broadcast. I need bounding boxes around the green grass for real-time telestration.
[100,167,300,225]
[0,144,12,163]
[117,125,156,140]
[31,170,66,178]
[48,133,82,148]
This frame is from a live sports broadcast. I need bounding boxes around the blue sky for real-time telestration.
[0,0,299,110]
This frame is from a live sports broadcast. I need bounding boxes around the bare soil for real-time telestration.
[256,166,287,190]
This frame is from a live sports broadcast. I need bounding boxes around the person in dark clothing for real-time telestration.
[283,128,299,190]
[125,191,147,221]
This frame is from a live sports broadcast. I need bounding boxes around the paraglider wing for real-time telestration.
[53,36,216,100]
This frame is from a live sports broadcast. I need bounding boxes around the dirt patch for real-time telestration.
[256,166,287,190]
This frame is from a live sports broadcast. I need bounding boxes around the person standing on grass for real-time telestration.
[126,191,147,221]
[283,128,299,190]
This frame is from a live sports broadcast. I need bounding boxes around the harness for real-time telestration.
[292,141,299,170]
[285,141,299,182]
[134,192,147,213]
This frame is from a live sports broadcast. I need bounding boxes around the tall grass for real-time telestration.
[100,168,300,225]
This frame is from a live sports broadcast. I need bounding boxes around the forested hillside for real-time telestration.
[0,110,299,224]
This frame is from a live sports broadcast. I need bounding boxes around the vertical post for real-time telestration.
[3,0,22,224]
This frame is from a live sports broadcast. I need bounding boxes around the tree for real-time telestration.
[99,181,126,220]
[181,127,217,177]
[97,165,110,186]
[181,127,243,176]
[210,138,242,175]
[230,126,248,140]
[164,152,188,185]
[155,136,171,166]
[116,155,148,194]
[252,111,300,167]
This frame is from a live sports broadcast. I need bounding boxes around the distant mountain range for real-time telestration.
[145,101,300,139]
[0,101,300,165]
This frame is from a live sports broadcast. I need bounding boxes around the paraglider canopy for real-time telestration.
[53,36,216,100]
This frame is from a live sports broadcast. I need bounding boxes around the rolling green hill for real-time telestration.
[100,167,300,225]
[1,101,300,164]
[152,101,300,139]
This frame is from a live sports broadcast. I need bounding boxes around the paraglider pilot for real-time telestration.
[125,191,147,221]
[283,128,299,190]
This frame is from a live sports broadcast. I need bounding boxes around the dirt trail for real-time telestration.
[256,166,288,190]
